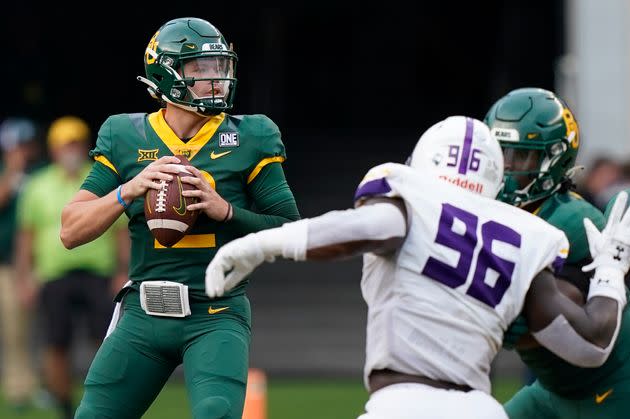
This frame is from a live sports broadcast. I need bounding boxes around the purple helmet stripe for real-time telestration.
[458,117,474,175]
[354,178,392,203]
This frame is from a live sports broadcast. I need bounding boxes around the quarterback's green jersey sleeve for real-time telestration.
[224,114,297,234]
[228,162,300,234]
[242,115,286,184]
[82,116,122,196]
[81,162,120,197]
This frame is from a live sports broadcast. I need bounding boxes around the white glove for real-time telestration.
[205,233,273,299]
[582,191,630,306]
[205,220,308,298]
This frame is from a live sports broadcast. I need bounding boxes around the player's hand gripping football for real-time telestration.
[180,165,232,221]
[122,156,183,200]
[583,191,630,276]
[205,233,273,298]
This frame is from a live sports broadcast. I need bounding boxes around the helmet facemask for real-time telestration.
[499,138,571,207]
[178,56,236,113]
[154,54,237,116]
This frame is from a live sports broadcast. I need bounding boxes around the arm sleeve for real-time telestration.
[228,162,300,235]
[247,199,406,263]
[306,200,407,250]
[82,117,121,196]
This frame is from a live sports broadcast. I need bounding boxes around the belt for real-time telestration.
[368,369,473,394]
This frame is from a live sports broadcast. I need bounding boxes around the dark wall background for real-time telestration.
[0,2,565,375]
[2,2,564,209]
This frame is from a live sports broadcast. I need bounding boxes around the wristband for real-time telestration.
[588,266,627,307]
[117,185,130,209]
[221,203,233,222]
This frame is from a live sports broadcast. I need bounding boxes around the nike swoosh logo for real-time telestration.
[185,44,196,49]
[208,306,229,315]
[172,177,187,216]
[210,150,232,159]
[595,388,613,404]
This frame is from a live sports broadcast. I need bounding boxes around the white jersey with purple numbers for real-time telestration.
[354,163,569,394]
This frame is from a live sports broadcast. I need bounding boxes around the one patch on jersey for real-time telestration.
[137,149,159,162]
[491,127,519,143]
[219,132,239,148]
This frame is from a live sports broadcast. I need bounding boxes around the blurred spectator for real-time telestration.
[14,116,129,419]
[575,157,622,210]
[0,118,42,409]
[592,161,630,211]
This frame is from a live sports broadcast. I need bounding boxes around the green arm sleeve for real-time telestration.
[227,162,300,234]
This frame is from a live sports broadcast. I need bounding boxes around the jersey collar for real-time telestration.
[148,109,225,161]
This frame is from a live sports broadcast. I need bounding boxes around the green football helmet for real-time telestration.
[138,17,238,116]
[484,88,579,207]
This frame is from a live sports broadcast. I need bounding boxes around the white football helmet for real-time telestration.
[409,116,504,199]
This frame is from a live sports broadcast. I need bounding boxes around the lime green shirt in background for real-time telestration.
[0,160,46,264]
[16,163,125,282]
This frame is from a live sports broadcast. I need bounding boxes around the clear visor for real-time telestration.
[182,56,234,80]
[180,56,235,101]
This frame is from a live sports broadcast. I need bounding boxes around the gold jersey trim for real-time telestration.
[247,156,285,184]
[94,155,118,175]
[148,109,224,160]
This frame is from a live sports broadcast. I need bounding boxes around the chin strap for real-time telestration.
[511,166,583,208]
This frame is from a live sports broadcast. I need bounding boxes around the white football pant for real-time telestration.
[357,383,508,419]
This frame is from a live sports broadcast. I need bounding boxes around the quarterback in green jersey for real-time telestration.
[60,18,300,419]
[486,88,630,418]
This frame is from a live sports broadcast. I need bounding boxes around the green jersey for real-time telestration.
[516,191,630,398]
[81,110,299,299]
[604,188,630,219]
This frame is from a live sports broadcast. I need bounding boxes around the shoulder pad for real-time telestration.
[354,163,405,205]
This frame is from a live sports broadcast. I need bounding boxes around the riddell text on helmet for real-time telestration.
[439,175,484,194]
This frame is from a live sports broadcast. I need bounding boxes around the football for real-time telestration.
[144,155,199,247]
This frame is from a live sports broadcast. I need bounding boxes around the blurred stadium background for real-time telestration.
[2,1,630,418]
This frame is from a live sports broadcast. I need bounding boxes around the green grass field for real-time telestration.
[0,377,522,419]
